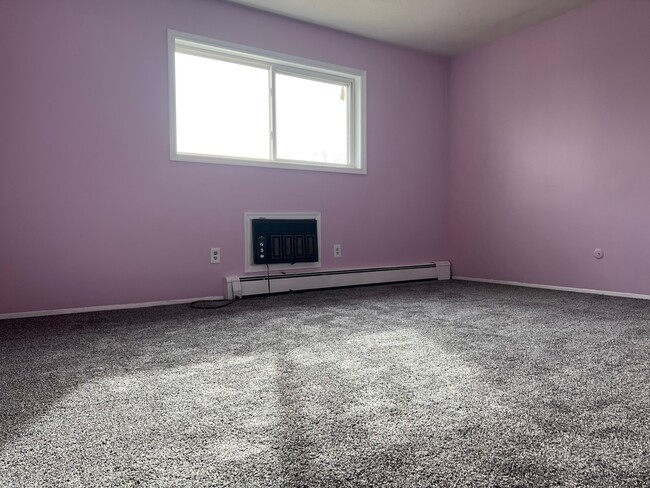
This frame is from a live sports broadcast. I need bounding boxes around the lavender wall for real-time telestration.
[0,0,449,313]
[449,0,650,295]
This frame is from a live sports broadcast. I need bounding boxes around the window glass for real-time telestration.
[175,53,270,160]
[275,73,348,165]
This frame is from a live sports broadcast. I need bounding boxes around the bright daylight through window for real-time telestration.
[169,31,366,173]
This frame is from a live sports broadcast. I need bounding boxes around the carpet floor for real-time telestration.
[1,280,649,486]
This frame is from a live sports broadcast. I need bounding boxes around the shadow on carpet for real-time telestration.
[1,281,649,486]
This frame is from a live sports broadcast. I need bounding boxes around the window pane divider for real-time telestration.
[269,67,277,161]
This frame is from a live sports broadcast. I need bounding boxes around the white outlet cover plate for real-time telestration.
[211,248,221,263]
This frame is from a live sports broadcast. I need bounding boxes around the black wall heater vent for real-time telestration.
[252,219,318,265]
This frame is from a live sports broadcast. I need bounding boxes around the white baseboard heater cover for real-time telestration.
[225,261,450,299]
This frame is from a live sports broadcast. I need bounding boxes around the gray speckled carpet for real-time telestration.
[1,280,649,487]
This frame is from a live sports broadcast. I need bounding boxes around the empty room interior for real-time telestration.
[2,0,650,485]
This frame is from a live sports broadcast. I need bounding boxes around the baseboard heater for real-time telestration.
[225,261,450,299]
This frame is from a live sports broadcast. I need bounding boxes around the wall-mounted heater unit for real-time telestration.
[252,218,318,265]
[225,261,451,299]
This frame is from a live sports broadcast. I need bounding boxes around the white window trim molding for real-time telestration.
[244,212,322,273]
[168,30,367,175]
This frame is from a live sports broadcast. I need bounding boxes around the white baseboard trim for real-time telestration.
[453,276,650,301]
[0,296,225,320]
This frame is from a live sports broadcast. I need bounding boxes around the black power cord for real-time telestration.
[189,263,272,310]
[189,298,236,310]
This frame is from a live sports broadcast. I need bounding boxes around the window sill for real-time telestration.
[171,152,367,175]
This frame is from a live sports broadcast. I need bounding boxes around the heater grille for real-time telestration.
[252,219,318,265]
[225,262,452,299]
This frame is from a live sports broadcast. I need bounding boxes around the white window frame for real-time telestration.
[168,30,367,174]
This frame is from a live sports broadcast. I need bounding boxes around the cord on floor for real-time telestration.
[190,263,272,310]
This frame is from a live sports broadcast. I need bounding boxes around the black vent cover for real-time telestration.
[252,219,318,265]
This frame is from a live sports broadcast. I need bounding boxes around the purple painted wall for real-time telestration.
[0,0,449,313]
[448,0,650,295]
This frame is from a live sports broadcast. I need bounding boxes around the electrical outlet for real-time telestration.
[211,247,221,264]
[334,244,342,258]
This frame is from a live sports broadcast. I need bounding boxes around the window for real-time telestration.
[169,31,366,174]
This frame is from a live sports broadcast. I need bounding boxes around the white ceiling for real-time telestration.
[225,0,594,56]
